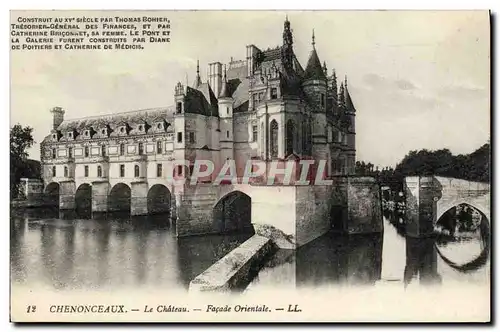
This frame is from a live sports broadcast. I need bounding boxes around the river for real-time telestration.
[10,207,490,292]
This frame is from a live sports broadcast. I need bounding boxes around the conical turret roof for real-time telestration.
[219,65,231,99]
[303,48,326,81]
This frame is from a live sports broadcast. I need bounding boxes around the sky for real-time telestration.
[10,10,490,167]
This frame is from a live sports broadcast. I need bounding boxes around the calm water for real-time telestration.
[10,208,251,292]
[10,207,490,292]
[246,211,490,291]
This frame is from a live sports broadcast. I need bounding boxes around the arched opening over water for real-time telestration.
[44,182,60,207]
[75,183,92,212]
[435,203,490,273]
[108,183,131,213]
[213,191,254,234]
[147,184,171,215]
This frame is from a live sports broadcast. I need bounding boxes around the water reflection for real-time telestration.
[404,237,442,287]
[296,233,383,287]
[10,208,251,291]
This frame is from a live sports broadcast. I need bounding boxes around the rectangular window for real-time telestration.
[101,145,106,157]
[97,166,102,177]
[52,166,56,177]
[176,102,182,114]
[120,143,125,156]
[157,141,163,154]
[64,166,68,177]
[271,88,278,99]
[189,132,195,143]
[138,142,144,155]
[84,146,89,157]
[320,93,325,108]
[157,164,162,177]
[120,164,125,177]
[84,166,89,177]
[189,165,194,177]
[258,92,264,102]
[252,93,259,107]
[177,165,183,176]
[68,147,73,158]
[252,125,258,142]
[52,148,56,159]
[226,130,229,139]
[177,132,183,143]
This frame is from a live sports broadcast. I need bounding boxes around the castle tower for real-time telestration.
[218,66,234,163]
[344,76,357,174]
[173,82,187,177]
[302,30,328,161]
[50,106,65,131]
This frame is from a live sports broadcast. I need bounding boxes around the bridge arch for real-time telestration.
[44,182,60,207]
[108,183,131,213]
[213,190,254,234]
[435,202,490,273]
[147,184,171,215]
[437,199,490,225]
[75,183,92,212]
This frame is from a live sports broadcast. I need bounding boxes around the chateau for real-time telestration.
[40,18,364,248]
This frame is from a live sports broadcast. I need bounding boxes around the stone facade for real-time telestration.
[404,176,490,238]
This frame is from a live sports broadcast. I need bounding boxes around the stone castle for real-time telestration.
[40,18,373,249]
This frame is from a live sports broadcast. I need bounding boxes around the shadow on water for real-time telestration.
[296,231,383,287]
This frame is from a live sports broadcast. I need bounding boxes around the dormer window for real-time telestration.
[85,130,89,137]
[157,123,162,129]
[138,125,143,131]
[120,127,125,133]
[101,129,106,135]
[52,134,56,140]
[67,132,72,138]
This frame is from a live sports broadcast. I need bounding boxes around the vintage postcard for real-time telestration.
[9,10,491,323]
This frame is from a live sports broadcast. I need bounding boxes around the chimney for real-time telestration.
[208,62,222,98]
[50,106,65,130]
[246,44,259,77]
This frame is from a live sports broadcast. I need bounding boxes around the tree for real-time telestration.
[10,124,35,199]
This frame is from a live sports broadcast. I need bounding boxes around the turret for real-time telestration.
[193,60,202,88]
[282,16,294,72]
[218,65,234,162]
[50,106,65,130]
[344,76,357,174]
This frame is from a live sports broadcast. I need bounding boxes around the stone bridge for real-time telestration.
[404,176,490,237]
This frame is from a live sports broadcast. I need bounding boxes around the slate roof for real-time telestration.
[303,48,326,81]
[57,107,175,132]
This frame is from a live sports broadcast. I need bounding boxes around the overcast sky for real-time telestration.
[10,10,490,167]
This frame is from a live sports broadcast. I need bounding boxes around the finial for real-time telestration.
[286,14,288,22]
[332,68,336,78]
[223,64,227,81]
[312,29,315,48]
[345,75,348,88]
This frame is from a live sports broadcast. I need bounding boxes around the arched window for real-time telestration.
[270,120,279,158]
[134,165,140,177]
[286,119,295,156]
[97,165,102,177]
